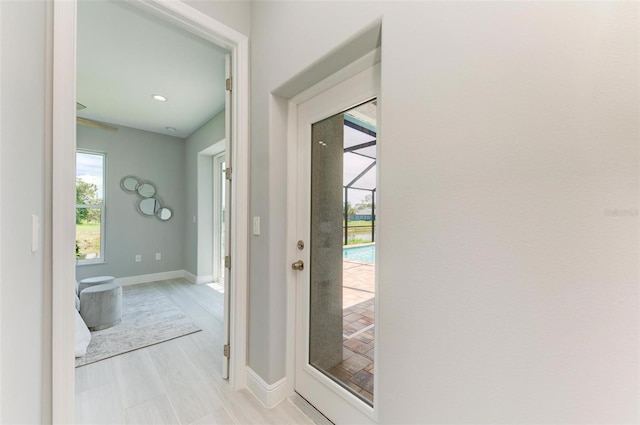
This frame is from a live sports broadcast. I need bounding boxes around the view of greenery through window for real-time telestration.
[343,193,375,244]
[76,152,104,261]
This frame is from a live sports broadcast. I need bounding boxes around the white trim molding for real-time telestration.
[182,271,215,285]
[114,270,185,286]
[0,1,3,417]
[228,28,250,393]
[246,367,291,409]
[52,1,77,423]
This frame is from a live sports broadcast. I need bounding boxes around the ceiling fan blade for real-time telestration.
[77,117,118,132]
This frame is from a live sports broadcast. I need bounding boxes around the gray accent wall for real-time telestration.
[76,125,186,280]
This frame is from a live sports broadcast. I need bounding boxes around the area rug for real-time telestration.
[76,284,201,367]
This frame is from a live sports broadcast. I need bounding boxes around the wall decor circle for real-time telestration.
[136,182,156,198]
[120,175,141,193]
[156,207,173,221]
[120,175,173,221]
[137,198,161,216]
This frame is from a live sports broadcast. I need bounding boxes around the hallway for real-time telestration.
[75,279,313,425]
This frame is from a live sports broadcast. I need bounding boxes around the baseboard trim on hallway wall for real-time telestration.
[114,270,185,286]
[182,271,214,284]
[246,367,290,409]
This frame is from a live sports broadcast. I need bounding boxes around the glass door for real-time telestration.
[294,64,379,424]
[309,100,377,404]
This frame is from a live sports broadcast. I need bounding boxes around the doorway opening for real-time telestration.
[73,2,231,415]
[53,0,250,422]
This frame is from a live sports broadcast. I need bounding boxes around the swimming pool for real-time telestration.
[343,244,376,263]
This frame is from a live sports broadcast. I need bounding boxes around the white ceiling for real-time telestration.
[77,0,229,138]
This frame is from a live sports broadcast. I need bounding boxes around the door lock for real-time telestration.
[291,260,304,271]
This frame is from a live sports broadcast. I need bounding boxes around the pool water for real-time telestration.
[343,244,376,263]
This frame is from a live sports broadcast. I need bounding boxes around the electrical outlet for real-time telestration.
[155,253,161,260]
[135,254,141,262]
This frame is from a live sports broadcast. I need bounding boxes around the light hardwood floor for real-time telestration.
[76,278,314,425]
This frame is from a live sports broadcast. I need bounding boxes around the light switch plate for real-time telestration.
[32,215,39,252]
[253,216,260,235]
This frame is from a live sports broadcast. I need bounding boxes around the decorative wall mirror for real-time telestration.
[137,198,161,216]
[156,207,173,221]
[136,182,156,198]
[120,175,173,221]
[120,175,141,193]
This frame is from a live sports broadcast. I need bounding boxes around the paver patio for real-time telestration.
[325,258,376,403]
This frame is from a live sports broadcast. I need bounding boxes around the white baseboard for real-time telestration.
[183,270,214,284]
[183,270,197,284]
[195,274,213,284]
[246,367,290,409]
[114,270,184,286]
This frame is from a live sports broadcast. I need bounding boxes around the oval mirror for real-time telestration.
[137,182,156,198]
[137,198,160,216]
[120,176,141,193]
[156,207,173,221]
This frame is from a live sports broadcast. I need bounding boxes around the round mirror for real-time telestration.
[156,207,173,221]
[137,182,156,198]
[120,176,141,193]
[137,198,160,216]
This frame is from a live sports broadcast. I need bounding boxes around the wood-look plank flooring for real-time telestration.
[75,278,314,425]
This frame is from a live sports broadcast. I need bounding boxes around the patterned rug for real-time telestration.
[76,284,201,367]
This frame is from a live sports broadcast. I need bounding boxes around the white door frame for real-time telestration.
[0,2,3,417]
[212,151,226,285]
[51,1,249,423]
[285,53,380,423]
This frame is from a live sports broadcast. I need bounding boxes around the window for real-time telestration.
[76,151,105,264]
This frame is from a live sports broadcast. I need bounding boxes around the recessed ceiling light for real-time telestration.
[152,94,167,102]
[165,127,177,132]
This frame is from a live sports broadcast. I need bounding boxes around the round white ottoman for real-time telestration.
[78,275,115,294]
[80,283,122,331]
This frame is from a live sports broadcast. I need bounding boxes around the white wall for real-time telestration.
[251,2,639,423]
[184,0,249,37]
[76,125,186,281]
[184,111,225,277]
[0,1,50,423]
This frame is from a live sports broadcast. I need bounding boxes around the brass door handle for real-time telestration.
[291,260,304,271]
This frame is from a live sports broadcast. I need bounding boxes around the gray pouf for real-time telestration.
[80,283,122,331]
[78,275,115,294]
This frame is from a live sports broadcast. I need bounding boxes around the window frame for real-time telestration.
[75,150,106,265]
[213,151,226,283]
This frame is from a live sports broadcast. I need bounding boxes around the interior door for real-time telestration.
[222,53,232,380]
[294,64,380,424]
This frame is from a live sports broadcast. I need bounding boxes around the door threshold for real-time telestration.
[290,392,335,425]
